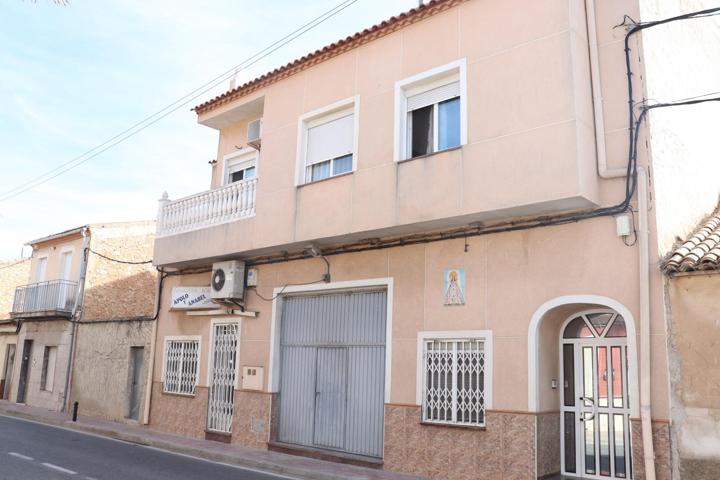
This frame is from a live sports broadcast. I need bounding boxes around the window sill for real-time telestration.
[397,145,462,163]
[161,390,197,398]
[420,420,486,431]
[297,171,354,188]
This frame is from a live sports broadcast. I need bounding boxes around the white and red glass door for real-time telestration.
[561,311,632,479]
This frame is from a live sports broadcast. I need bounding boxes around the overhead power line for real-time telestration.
[0,0,361,203]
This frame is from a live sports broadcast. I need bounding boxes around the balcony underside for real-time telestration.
[154,195,597,268]
[10,310,73,320]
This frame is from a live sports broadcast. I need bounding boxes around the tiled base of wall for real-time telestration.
[230,390,274,449]
[384,404,535,480]
[536,413,560,478]
[149,383,275,448]
[630,419,672,480]
[148,382,208,439]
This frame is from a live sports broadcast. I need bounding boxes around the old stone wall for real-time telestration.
[68,221,156,423]
[69,321,153,421]
[666,273,720,479]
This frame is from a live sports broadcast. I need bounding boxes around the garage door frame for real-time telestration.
[268,277,394,406]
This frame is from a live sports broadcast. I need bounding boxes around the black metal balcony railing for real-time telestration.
[11,280,78,317]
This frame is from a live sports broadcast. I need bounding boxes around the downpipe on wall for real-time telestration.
[585,0,627,179]
[637,166,656,480]
[586,0,655,475]
[61,227,90,413]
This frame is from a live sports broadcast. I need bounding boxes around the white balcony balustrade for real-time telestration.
[11,280,78,318]
[156,178,257,237]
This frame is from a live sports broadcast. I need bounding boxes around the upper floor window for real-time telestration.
[35,256,48,282]
[223,148,257,186]
[395,59,467,162]
[296,97,358,185]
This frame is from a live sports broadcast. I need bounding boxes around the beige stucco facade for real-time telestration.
[147,0,720,479]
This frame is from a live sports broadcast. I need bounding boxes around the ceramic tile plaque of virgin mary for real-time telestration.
[443,268,465,305]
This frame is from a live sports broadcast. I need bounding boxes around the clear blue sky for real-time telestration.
[0,0,418,259]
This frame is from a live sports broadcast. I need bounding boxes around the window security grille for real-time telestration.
[423,339,485,426]
[163,340,199,395]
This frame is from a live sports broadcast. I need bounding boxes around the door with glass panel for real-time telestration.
[561,311,632,479]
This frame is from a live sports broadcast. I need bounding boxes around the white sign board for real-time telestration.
[170,286,215,310]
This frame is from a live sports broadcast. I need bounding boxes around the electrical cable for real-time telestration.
[0,0,361,203]
[249,278,328,302]
[89,248,153,264]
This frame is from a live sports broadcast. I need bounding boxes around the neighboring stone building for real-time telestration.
[7,221,156,423]
[0,258,30,399]
[661,206,720,479]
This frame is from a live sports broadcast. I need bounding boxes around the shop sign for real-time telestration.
[170,286,215,310]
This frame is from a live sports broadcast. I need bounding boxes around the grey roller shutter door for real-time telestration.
[278,290,387,458]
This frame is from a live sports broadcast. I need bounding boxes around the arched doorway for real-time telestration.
[560,310,632,479]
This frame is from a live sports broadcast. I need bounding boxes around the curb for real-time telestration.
[0,408,374,480]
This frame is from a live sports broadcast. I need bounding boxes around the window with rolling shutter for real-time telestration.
[296,98,358,185]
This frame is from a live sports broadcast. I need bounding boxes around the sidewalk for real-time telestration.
[0,401,424,480]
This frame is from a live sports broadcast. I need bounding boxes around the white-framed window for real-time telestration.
[295,96,359,185]
[58,248,73,280]
[162,336,201,395]
[35,255,48,282]
[223,148,257,185]
[394,59,468,162]
[417,330,492,427]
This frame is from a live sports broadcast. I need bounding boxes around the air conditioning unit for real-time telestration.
[247,119,262,150]
[210,260,245,304]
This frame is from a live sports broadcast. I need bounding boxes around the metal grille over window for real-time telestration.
[423,339,485,426]
[163,340,199,395]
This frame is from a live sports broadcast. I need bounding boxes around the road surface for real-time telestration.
[0,415,293,480]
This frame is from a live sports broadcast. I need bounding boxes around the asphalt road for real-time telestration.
[0,415,293,480]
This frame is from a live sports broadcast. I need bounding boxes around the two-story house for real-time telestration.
[7,221,156,424]
[148,1,720,479]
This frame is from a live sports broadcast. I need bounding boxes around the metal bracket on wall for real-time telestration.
[185,309,257,318]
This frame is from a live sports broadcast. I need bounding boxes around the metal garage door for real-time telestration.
[278,289,386,458]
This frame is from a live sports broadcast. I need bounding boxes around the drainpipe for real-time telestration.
[586,2,655,475]
[637,166,656,480]
[141,269,163,425]
[61,226,90,413]
[585,0,626,178]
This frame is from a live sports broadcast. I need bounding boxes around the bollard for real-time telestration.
[72,402,79,422]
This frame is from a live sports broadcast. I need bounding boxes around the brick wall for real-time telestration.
[82,223,156,321]
[0,259,30,320]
